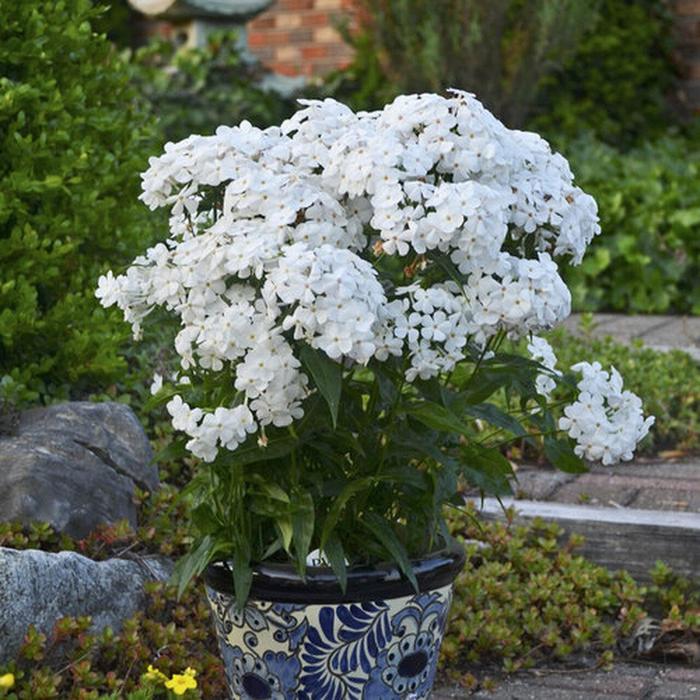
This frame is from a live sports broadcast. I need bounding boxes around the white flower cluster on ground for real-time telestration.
[96,91,651,464]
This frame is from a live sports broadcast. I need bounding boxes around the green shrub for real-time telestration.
[532,0,677,147]
[131,32,295,143]
[327,0,680,146]
[0,0,160,403]
[91,0,140,48]
[443,507,700,679]
[562,133,700,314]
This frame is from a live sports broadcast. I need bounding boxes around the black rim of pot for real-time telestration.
[204,543,466,604]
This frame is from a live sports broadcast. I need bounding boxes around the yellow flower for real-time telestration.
[165,671,198,696]
[183,667,197,679]
[0,673,15,690]
[143,664,168,684]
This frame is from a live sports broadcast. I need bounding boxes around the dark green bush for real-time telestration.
[0,0,160,403]
[533,0,677,147]
[562,133,700,314]
[327,0,680,146]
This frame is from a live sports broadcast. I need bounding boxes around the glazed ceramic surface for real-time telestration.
[206,583,454,700]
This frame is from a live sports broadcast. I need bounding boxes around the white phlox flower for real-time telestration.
[96,91,655,465]
[527,336,562,399]
[559,362,655,466]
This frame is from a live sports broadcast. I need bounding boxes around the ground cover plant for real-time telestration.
[0,0,160,404]
[1,499,699,698]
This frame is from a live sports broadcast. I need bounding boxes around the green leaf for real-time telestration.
[320,476,375,548]
[141,384,180,413]
[299,344,342,428]
[277,515,294,553]
[455,367,512,404]
[152,439,188,465]
[363,512,418,592]
[292,489,315,576]
[406,402,471,436]
[544,437,588,474]
[190,503,221,535]
[231,436,299,466]
[232,546,253,610]
[170,534,215,599]
[249,477,290,503]
[461,403,528,438]
[323,533,347,592]
[460,444,515,496]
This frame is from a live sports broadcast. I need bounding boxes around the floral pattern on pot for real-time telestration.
[206,585,453,700]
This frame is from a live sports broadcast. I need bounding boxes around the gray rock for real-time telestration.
[18,402,157,492]
[0,547,172,664]
[0,402,158,537]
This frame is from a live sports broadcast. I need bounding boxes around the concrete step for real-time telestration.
[471,497,700,584]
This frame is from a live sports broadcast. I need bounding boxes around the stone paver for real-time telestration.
[552,477,640,508]
[563,314,700,361]
[630,489,700,513]
[513,461,700,514]
[512,470,575,500]
[434,663,700,698]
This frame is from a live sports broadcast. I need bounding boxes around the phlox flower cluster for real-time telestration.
[527,336,561,399]
[559,362,655,466]
[96,91,649,464]
[527,337,654,465]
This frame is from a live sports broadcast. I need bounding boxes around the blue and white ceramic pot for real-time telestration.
[204,546,465,700]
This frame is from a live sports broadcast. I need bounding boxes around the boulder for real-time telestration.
[0,402,158,538]
[0,547,172,664]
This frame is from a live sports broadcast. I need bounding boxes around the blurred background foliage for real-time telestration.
[130,32,295,143]
[329,0,601,128]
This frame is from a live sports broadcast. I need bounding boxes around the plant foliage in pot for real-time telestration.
[98,91,653,699]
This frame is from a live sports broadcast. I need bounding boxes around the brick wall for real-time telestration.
[673,0,700,111]
[247,0,354,78]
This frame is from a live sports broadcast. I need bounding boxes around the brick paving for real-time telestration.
[435,663,700,699]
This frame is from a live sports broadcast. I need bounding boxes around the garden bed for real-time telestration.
[1,495,699,698]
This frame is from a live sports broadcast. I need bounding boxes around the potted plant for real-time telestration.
[97,92,653,699]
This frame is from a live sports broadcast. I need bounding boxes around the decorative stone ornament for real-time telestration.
[204,548,465,699]
[127,0,273,48]
[127,0,272,20]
